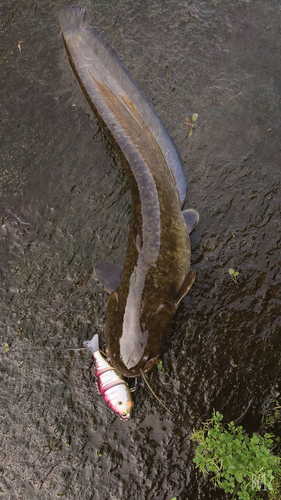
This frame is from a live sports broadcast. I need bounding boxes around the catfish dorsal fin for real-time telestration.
[174,269,196,309]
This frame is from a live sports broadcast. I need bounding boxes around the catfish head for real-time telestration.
[105,290,177,378]
[98,264,195,378]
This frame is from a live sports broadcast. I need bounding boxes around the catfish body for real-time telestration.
[58,7,199,378]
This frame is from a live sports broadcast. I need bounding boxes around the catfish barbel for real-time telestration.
[58,7,199,379]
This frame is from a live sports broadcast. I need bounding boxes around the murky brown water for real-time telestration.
[1,0,280,499]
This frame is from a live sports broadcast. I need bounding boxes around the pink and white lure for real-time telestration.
[83,334,133,420]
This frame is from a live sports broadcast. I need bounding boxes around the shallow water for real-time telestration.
[0,0,280,499]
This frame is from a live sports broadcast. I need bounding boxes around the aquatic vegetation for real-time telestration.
[156,359,165,374]
[186,113,198,138]
[263,410,280,429]
[191,410,280,499]
[229,268,239,284]
[262,392,281,430]
[269,469,281,500]
[262,393,281,498]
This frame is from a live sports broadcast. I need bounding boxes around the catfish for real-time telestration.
[58,7,199,378]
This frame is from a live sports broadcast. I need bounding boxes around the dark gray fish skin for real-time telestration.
[58,7,198,378]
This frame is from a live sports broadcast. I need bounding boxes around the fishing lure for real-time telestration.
[84,334,133,420]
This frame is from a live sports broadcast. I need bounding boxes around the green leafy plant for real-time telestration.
[262,393,281,431]
[191,410,280,499]
[186,113,198,138]
[229,268,239,284]
[4,342,9,352]
[156,359,165,375]
[261,394,281,499]
[269,469,281,499]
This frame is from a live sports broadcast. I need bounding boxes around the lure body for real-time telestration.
[84,334,133,419]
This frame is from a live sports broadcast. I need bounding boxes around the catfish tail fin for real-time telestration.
[58,7,87,32]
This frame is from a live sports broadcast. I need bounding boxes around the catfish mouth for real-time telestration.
[113,354,159,378]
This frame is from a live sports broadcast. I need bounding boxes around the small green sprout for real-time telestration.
[229,268,239,284]
[156,359,165,375]
[186,113,198,138]
[232,231,237,238]
[4,343,9,352]
[171,497,177,500]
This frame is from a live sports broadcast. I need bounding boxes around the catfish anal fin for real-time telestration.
[94,262,122,294]
[174,269,196,308]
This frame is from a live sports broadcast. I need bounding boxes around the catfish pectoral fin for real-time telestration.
[94,262,122,293]
[174,269,196,308]
[183,208,199,233]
